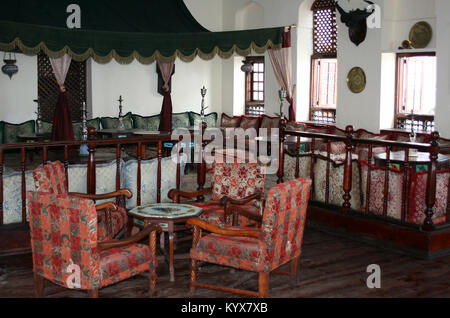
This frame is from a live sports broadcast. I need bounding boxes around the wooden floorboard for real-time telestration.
[2,226,450,298]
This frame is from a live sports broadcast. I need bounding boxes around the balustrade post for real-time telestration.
[422,132,440,232]
[197,122,207,198]
[87,128,96,195]
[342,125,354,212]
[277,118,286,184]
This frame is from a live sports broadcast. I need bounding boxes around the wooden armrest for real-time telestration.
[69,189,133,200]
[95,202,118,212]
[98,224,162,251]
[186,218,262,239]
[220,192,264,206]
[168,188,212,203]
[225,204,263,223]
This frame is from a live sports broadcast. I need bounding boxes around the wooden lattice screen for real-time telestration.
[38,54,87,122]
[311,0,337,57]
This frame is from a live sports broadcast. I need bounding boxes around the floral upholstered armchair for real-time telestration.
[27,191,161,298]
[33,160,131,241]
[186,178,312,297]
[169,160,266,227]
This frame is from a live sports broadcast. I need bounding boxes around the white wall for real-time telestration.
[435,0,450,138]
[336,0,384,132]
[0,54,37,123]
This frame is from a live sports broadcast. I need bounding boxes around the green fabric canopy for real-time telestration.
[0,0,284,64]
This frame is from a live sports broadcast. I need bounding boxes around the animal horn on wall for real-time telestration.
[335,0,376,46]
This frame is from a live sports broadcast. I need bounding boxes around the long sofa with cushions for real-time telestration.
[0,111,218,144]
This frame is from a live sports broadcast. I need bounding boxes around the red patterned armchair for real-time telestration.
[186,178,312,297]
[33,161,131,241]
[169,160,266,227]
[27,191,161,298]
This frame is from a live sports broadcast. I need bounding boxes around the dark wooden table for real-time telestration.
[17,133,51,143]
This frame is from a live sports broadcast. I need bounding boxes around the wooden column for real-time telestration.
[0,150,3,225]
[342,125,354,212]
[422,132,440,232]
[197,122,207,195]
[277,119,286,184]
[87,128,96,195]
[21,148,26,223]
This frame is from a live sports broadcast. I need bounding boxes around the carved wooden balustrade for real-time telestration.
[279,124,450,258]
[0,129,194,227]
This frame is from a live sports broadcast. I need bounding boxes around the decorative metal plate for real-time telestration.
[129,203,203,220]
[346,67,366,94]
[409,21,432,49]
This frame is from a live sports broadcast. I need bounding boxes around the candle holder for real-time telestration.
[80,101,89,155]
[409,110,418,157]
[200,86,208,123]
[117,95,125,130]
[278,89,287,119]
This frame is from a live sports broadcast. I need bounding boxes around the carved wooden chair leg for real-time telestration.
[190,258,198,293]
[33,272,44,298]
[190,225,201,293]
[258,272,269,298]
[149,230,157,296]
[290,256,301,286]
[88,289,99,298]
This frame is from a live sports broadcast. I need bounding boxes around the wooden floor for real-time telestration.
[2,226,450,298]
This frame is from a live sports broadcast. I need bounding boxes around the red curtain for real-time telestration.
[159,91,173,132]
[157,60,175,132]
[51,92,75,141]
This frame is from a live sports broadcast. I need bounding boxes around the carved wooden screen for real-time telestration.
[37,53,87,122]
[311,0,337,58]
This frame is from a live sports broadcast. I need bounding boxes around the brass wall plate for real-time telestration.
[346,67,366,94]
[409,21,432,49]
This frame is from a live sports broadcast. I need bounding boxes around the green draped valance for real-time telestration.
[0,0,284,64]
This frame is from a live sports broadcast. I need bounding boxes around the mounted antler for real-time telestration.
[336,0,375,46]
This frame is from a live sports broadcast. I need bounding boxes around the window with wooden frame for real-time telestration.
[310,0,338,123]
[395,52,436,132]
[244,56,265,116]
[38,53,87,122]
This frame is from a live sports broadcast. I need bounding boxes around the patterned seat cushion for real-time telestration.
[100,112,133,129]
[172,112,190,129]
[131,114,160,130]
[359,160,407,220]
[239,116,260,130]
[220,114,241,127]
[100,243,156,287]
[408,169,450,225]
[211,161,266,202]
[72,118,101,140]
[4,120,35,144]
[97,206,128,241]
[189,112,218,128]
[191,201,229,227]
[193,200,260,227]
[191,227,265,272]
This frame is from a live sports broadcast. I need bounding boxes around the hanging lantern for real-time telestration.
[240,60,253,73]
[2,52,18,79]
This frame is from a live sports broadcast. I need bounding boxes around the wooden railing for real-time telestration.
[280,125,446,232]
[0,129,195,226]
